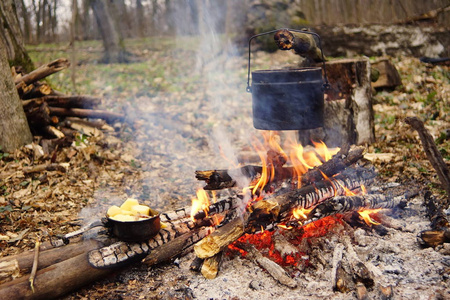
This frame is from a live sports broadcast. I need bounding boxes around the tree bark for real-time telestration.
[90,0,128,63]
[0,0,34,72]
[0,38,33,153]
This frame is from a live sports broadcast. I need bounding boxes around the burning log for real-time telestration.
[405,116,450,196]
[306,193,409,224]
[193,194,243,220]
[195,146,364,191]
[235,242,297,288]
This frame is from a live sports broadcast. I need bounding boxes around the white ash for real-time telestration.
[138,193,449,300]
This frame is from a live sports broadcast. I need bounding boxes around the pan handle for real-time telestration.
[246,28,330,93]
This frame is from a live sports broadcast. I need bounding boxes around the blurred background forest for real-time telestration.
[4,0,450,64]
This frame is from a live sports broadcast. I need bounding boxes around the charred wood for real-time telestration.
[306,193,409,224]
[300,145,363,185]
[235,242,297,288]
[195,165,261,190]
[405,117,450,197]
[88,218,206,268]
[159,206,191,222]
[331,243,344,291]
[142,228,214,266]
[418,191,450,247]
[189,257,204,272]
[193,195,244,220]
[273,29,324,63]
[195,146,364,191]
[249,167,376,230]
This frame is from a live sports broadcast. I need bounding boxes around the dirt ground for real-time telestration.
[0,44,449,299]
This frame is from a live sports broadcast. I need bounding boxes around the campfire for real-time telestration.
[84,131,414,295]
[1,29,448,300]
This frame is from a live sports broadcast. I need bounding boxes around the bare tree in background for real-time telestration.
[0,37,33,153]
[0,0,34,72]
[90,0,129,63]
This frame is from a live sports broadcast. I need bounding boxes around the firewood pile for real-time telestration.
[12,58,125,146]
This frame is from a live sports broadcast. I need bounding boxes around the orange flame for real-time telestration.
[190,188,210,221]
[292,207,313,221]
[358,208,382,226]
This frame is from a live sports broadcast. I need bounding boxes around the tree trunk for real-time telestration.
[0,38,33,153]
[0,0,34,72]
[90,0,128,63]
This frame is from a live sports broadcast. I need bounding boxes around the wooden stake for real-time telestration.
[28,239,40,293]
[405,117,450,197]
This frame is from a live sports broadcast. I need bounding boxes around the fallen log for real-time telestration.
[14,58,70,87]
[0,240,99,283]
[0,249,113,300]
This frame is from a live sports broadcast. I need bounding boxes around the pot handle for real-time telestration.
[246,28,330,93]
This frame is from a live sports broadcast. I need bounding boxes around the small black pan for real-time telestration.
[106,208,161,242]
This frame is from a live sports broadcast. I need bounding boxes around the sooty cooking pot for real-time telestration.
[106,208,161,242]
[246,28,329,130]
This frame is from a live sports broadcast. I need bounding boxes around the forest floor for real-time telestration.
[0,37,449,299]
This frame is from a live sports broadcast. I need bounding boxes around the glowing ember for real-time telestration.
[358,209,382,226]
[190,188,210,221]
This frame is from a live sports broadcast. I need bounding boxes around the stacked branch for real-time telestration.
[12,58,125,139]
